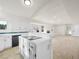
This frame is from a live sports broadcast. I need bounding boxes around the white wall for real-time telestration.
[0,10,31,32]
[53,25,66,36]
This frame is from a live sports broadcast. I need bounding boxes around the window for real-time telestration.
[0,21,7,29]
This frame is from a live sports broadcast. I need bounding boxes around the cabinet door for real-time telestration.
[4,36,12,49]
[19,36,24,56]
[0,38,4,51]
[23,38,29,59]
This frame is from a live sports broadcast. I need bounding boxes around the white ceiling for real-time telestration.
[33,0,79,24]
[0,0,50,17]
[0,0,79,24]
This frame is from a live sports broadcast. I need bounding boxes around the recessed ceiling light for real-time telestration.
[24,0,31,6]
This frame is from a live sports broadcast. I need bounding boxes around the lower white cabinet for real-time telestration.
[0,33,27,52]
[0,35,12,52]
[4,36,12,49]
[19,36,52,59]
[0,38,4,51]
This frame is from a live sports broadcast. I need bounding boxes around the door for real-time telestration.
[72,25,79,36]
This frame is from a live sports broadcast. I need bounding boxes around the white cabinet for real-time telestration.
[0,33,28,52]
[4,36,12,49]
[19,36,24,56]
[0,38,4,51]
[0,35,12,52]
[19,36,51,59]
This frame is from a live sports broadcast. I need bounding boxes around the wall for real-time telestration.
[53,25,66,36]
[0,10,32,32]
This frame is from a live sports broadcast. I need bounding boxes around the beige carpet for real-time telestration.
[1,36,79,59]
[53,36,79,59]
[0,47,22,59]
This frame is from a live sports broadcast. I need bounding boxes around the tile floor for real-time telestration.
[0,47,22,59]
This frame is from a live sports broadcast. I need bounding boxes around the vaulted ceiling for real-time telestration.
[0,0,50,17]
[0,0,79,24]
